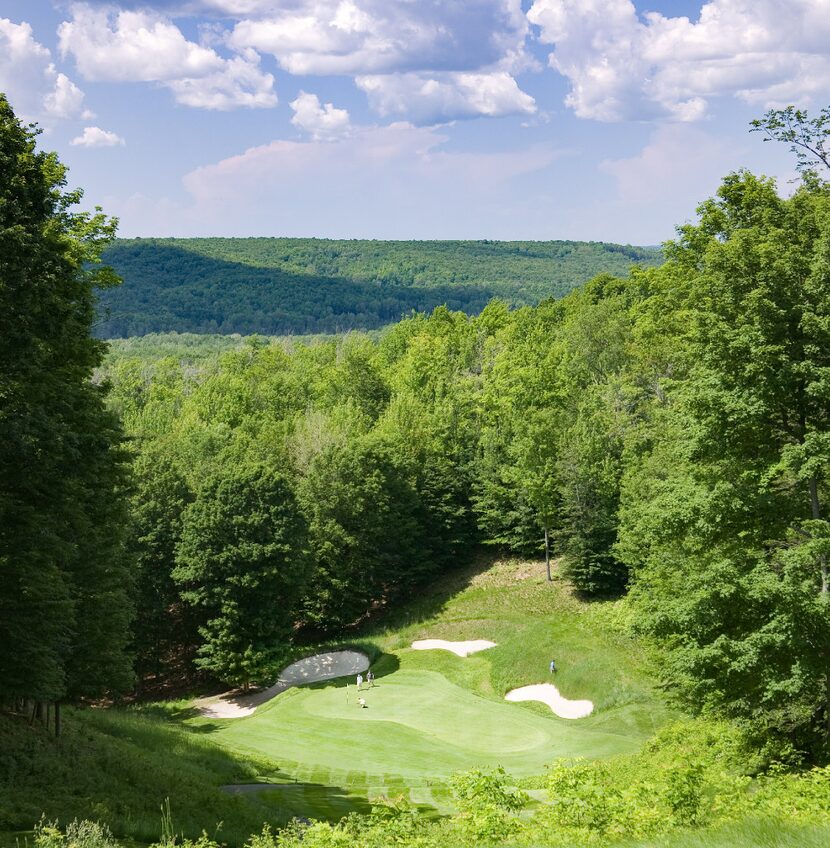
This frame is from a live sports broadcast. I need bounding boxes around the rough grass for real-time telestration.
[616,819,830,848]
[0,707,294,846]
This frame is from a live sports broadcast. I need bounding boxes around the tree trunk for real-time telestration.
[809,476,830,739]
[54,702,61,738]
[809,477,828,593]
[544,526,552,582]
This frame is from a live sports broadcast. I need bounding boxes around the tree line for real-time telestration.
[3,91,830,762]
[110,127,830,757]
[94,237,660,337]
[0,96,133,732]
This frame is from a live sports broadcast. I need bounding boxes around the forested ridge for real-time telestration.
[96,237,660,337]
[100,107,830,761]
[5,91,830,848]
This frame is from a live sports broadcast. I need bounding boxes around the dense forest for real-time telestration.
[96,238,660,337]
[5,91,830,848]
[101,126,830,760]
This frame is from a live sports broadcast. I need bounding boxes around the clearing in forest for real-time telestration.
[184,557,674,816]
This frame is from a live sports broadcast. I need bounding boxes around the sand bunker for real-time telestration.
[505,683,593,719]
[411,639,497,657]
[195,650,370,719]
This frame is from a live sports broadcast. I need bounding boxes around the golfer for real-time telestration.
[358,697,366,708]
[356,673,363,690]
[367,670,375,687]
[549,659,557,673]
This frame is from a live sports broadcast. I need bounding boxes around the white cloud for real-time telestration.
[601,125,730,205]
[167,54,277,109]
[43,72,86,119]
[289,91,351,140]
[0,18,86,125]
[527,0,830,122]
[61,1,536,124]
[71,126,126,147]
[59,3,276,110]
[356,71,535,124]
[229,0,530,77]
[58,5,219,81]
[171,123,560,237]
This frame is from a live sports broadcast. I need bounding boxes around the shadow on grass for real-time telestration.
[0,707,368,847]
[223,780,443,822]
[349,550,499,638]
[303,652,401,690]
[137,702,204,722]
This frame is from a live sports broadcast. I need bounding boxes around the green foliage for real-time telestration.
[298,437,429,629]
[0,94,133,704]
[545,759,634,836]
[619,170,830,757]
[174,464,310,686]
[95,238,661,337]
[449,767,526,843]
[130,449,195,678]
[750,105,830,179]
[34,818,120,848]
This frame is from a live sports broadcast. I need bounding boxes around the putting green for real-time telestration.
[198,665,640,783]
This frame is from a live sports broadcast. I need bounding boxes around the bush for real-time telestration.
[34,818,120,848]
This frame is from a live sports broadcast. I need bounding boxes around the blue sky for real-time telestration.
[0,1,822,243]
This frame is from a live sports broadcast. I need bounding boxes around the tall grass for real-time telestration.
[0,708,292,845]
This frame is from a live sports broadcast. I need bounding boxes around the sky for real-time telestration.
[0,1,824,244]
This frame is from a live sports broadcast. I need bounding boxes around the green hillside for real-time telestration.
[3,557,829,848]
[0,555,668,842]
[96,238,661,337]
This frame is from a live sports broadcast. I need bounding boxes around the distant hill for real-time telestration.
[96,238,662,337]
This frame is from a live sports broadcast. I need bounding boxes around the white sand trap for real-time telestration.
[411,639,497,657]
[505,683,593,720]
[194,650,369,719]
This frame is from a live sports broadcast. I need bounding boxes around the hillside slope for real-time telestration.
[96,238,661,337]
[0,556,669,843]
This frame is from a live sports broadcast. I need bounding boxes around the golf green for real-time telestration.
[181,558,674,818]
[199,665,640,783]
